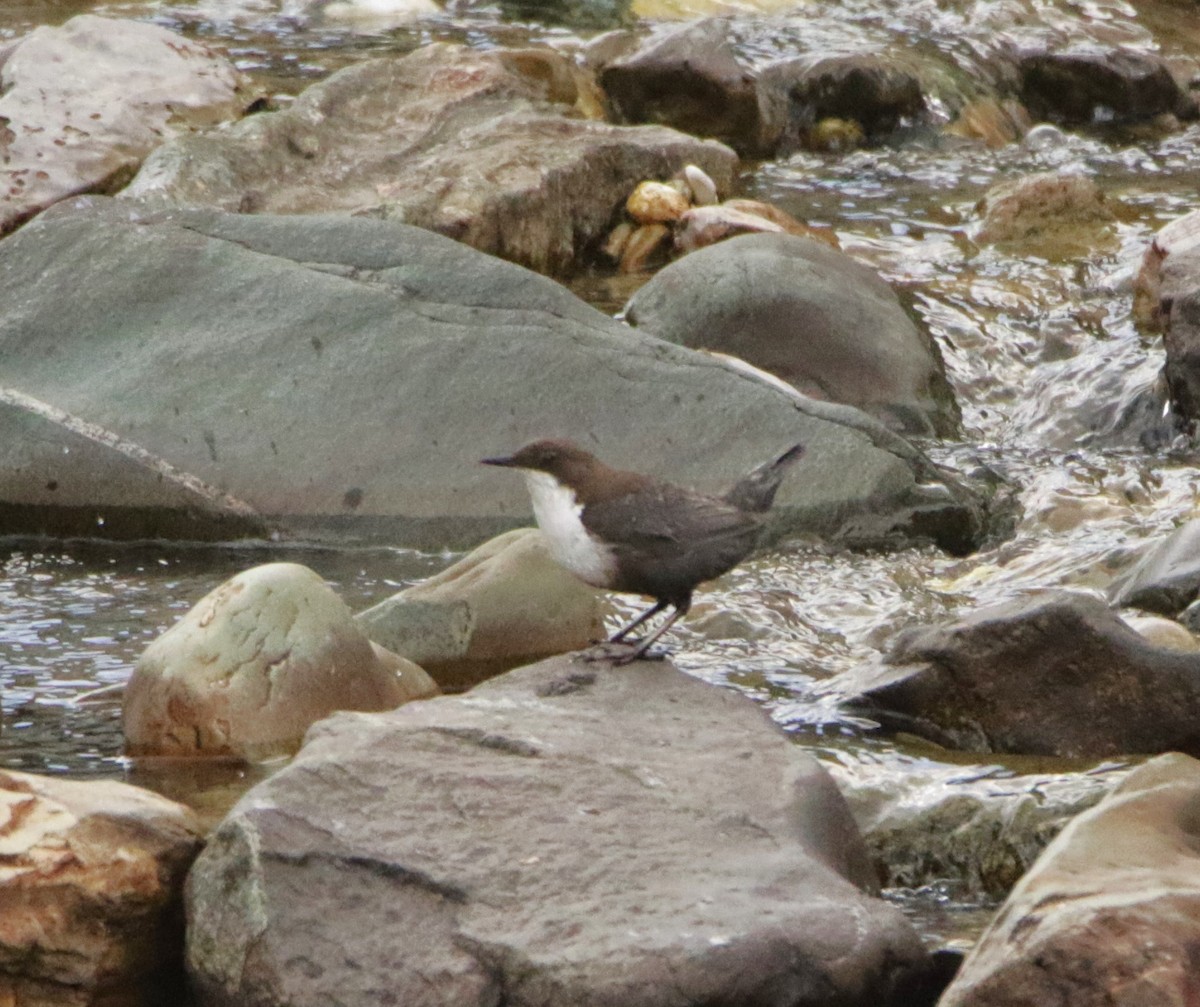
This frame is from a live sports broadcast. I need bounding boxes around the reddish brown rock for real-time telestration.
[0,14,250,235]
[0,770,202,1006]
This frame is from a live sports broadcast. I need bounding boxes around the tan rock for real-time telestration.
[1133,208,1200,334]
[620,222,672,272]
[944,98,1032,148]
[940,753,1200,1007]
[124,562,436,759]
[1120,611,1200,652]
[0,15,251,235]
[625,180,690,224]
[723,199,841,247]
[356,528,611,690]
[973,170,1117,255]
[0,770,201,1005]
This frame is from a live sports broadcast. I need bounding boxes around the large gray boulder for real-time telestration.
[624,233,960,438]
[122,42,736,276]
[827,592,1200,758]
[940,753,1200,1007]
[0,198,980,551]
[186,655,932,1007]
[0,14,251,235]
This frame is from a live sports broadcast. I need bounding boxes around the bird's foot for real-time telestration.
[579,641,668,665]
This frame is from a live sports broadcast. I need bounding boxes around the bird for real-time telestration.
[481,438,805,664]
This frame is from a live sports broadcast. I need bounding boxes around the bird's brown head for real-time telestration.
[481,439,600,483]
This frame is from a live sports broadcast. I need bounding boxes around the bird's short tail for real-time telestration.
[723,443,806,513]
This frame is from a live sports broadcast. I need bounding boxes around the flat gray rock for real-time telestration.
[0,198,978,549]
[186,655,930,1007]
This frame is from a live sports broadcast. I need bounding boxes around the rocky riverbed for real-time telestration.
[6,0,1200,1002]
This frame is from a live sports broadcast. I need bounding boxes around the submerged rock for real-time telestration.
[0,199,983,551]
[186,655,932,1006]
[624,232,961,438]
[0,14,251,235]
[829,592,1200,758]
[0,770,202,1005]
[356,528,610,689]
[124,562,436,759]
[123,43,733,277]
[940,754,1200,1007]
[1109,517,1200,616]
[972,171,1116,256]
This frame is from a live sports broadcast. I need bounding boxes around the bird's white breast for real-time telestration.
[524,471,616,588]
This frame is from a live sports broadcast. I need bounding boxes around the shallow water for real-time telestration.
[5,0,1200,958]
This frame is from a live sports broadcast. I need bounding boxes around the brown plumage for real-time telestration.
[482,438,804,663]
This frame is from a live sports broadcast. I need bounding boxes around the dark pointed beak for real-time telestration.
[481,454,517,467]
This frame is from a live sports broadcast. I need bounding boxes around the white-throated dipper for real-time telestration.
[481,439,805,663]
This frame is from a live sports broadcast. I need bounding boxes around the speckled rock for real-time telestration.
[124,562,437,759]
[0,14,250,235]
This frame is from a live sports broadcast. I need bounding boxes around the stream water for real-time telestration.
[4,0,1200,954]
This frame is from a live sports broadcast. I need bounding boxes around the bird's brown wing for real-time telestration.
[582,485,762,600]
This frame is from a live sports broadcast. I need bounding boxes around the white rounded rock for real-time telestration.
[123,562,437,760]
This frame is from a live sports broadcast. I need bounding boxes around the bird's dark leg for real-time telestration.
[610,598,691,666]
[608,600,669,644]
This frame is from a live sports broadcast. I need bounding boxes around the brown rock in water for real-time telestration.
[829,591,1200,758]
[1132,210,1200,423]
[0,14,251,235]
[1017,48,1196,125]
[973,170,1115,251]
[186,655,932,1007]
[0,770,202,1006]
[940,753,1200,1007]
[599,19,763,155]
[355,528,611,690]
[122,43,736,277]
[124,562,437,759]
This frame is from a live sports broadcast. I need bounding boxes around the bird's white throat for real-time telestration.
[524,471,615,588]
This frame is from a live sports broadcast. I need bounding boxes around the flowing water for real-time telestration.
[5,0,1200,954]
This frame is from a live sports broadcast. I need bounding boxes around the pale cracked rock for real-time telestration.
[0,770,202,1006]
[0,14,251,235]
[356,528,611,689]
[941,753,1200,1007]
[123,562,438,759]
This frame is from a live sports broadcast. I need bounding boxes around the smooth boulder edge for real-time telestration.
[186,656,940,1007]
[0,198,987,553]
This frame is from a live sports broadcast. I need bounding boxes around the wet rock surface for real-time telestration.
[0,198,979,550]
[123,42,736,276]
[123,562,436,759]
[0,14,250,236]
[186,655,931,1007]
[829,592,1200,758]
[624,232,961,437]
[1109,517,1200,616]
[940,753,1200,1007]
[356,528,611,690]
[0,770,202,1006]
